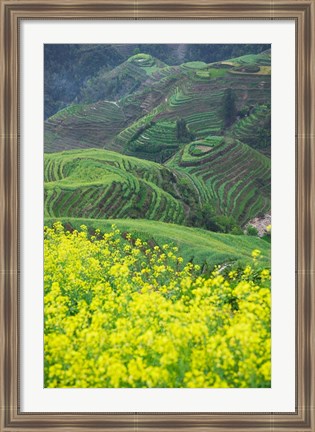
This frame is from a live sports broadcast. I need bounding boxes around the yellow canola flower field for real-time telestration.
[44,222,271,388]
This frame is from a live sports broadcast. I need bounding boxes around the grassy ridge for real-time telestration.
[45,136,271,228]
[44,217,270,269]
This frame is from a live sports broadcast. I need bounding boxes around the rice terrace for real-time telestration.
[44,44,271,388]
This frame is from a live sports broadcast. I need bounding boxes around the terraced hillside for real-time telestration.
[116,66,271,161]
[45,51,271,160]
[44,217,271,269]
[44,49,271,231]
[232,104,271,157]
[44,44,270,118]
[79,53,168,104]
[44,149,207,225]
[44,46,272,391]
[45,58,183,154]
[222,50,271,69]
[45,101,128,153]
[167,136,271,225]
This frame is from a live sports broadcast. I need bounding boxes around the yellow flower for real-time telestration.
[44,223,271,389]
[251,249,261,259]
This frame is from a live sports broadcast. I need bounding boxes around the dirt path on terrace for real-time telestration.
[195,145,213,153]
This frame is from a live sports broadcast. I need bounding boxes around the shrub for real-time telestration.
[246,225,259,236]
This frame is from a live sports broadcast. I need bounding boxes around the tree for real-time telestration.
[176,118,195,143]
[222,88,237,127]
[187,203,242,234]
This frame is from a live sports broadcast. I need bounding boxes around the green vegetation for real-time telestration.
[167,137,271,226]
[44,149,201,225]
[181,61,208,70]
[45,100,128,153]
[176,118,195,143]
[44,48,271,232]
[195,68,227,79]
[246,225,259,236]
[45,49,271,158]
[222,88,237,127]
[225,51,271,68]
[44,217,270,269]
[232,104,271,156]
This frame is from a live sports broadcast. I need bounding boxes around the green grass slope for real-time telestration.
[44,217,270,269]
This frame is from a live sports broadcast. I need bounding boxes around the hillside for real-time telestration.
[44,217,270,269]
[44,48,271,231]
[44,44,270,118]
[45,50,271,162]
[167,136,271,225]
[44,149,204,225]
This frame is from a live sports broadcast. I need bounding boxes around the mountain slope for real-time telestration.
[44,50,271,230]
[44,44,270,118]
[166,136,271,225]
[45,52,271,160]
[44,217,271,269]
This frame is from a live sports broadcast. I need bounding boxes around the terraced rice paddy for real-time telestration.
[44,49,271,229]
[45,52,270,157]
[232,104,271,156]
[45,101,128,153]
[44,149,205,225]
[167,137,271,225]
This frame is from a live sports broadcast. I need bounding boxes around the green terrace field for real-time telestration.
[79,53,168,103]
[44,137,271,231]
[44,217,271,269]
[44,49,271,235]
[167,136,271,225]
[45,51,271,159]
[44,149,207,225]
[221,50,271,68]
[232,104,271,157]
[45,100,128,153]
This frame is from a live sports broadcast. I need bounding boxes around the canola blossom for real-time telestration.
[44,222,271,388]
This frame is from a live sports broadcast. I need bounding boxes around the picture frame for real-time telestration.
[0,0,314,430]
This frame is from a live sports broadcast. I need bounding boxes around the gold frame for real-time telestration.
[0,1,314,430]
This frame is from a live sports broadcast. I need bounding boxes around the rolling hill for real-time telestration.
[43,46,272,390]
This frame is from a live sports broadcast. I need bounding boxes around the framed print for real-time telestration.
[0,0,314,431]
